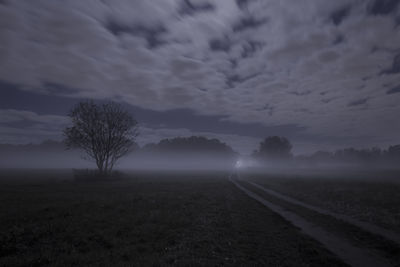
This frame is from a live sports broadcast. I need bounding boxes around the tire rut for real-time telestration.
[230,176,392,267]
[248,180,400,246]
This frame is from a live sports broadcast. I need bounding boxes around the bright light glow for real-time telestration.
[235,160,243,169]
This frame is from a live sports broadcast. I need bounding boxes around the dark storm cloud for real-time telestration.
[332,34,345,45]
[330,5,351,26]
[1,0,400,153]
[235,0,254,10]
[178,0,215,16]
[380,54,400,75]
[105,19,167,48]
[387,85,400,94]
[0,107,69,144]
[289,90,312,97]
[367,0,400,16]
[42,82,81,96]
[209,37,232,52]
[241,40,264,58]
[226,72,261,89]
[348,98,369,107]
[232,16,268,32]
[255,104,274,116]
[0,80,79,115]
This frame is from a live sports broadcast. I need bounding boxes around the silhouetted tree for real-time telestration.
[254,136,292,160]
[64,101,138,175]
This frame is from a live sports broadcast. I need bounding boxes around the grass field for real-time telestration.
[0,169,346,266]
[244,169,400,232]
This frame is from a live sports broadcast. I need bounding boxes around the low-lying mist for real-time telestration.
[0,142,237,171]
[120,152,236,171]
[1,139,399,175]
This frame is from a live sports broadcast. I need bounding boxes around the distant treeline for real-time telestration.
[297,145,400,166]
[251,136,400,166]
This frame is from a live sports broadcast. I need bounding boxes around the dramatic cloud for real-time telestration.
[1,0,400,152]
[0,109,70,144]
[0,109,68,125]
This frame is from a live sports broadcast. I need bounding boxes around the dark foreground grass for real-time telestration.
[0,169,346,266]
[245,169,400,232]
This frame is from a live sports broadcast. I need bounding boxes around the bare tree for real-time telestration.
[64,101,138,175]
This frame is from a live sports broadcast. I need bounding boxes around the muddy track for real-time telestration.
[230,175,393,267]
[248,180,400,246]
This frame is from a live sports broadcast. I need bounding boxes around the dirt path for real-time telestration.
[247,180,400,246]
[230,176,392,267]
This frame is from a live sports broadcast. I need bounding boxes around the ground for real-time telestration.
[243,169,400,232]
[0,169,346,266]
[238,169,400,266]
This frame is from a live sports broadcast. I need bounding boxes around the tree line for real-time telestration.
[63,101,400,174]
[300,145,400,166]
[141,136,236,156]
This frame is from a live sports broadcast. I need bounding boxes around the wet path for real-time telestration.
[247,180,400,246]
[230,176,392,267]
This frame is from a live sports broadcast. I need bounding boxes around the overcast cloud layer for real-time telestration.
[0,0,400,154]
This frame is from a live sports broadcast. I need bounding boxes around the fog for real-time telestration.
[0,146,237,171]
[1,141,399,174]
[235,157,400,182]
[2,151,399,175]
[120,152,237,171]
[0,149,91,169]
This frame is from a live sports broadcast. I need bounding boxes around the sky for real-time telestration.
[0,0,400,155]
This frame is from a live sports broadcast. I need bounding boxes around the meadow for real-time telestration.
[0,169,345,266]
